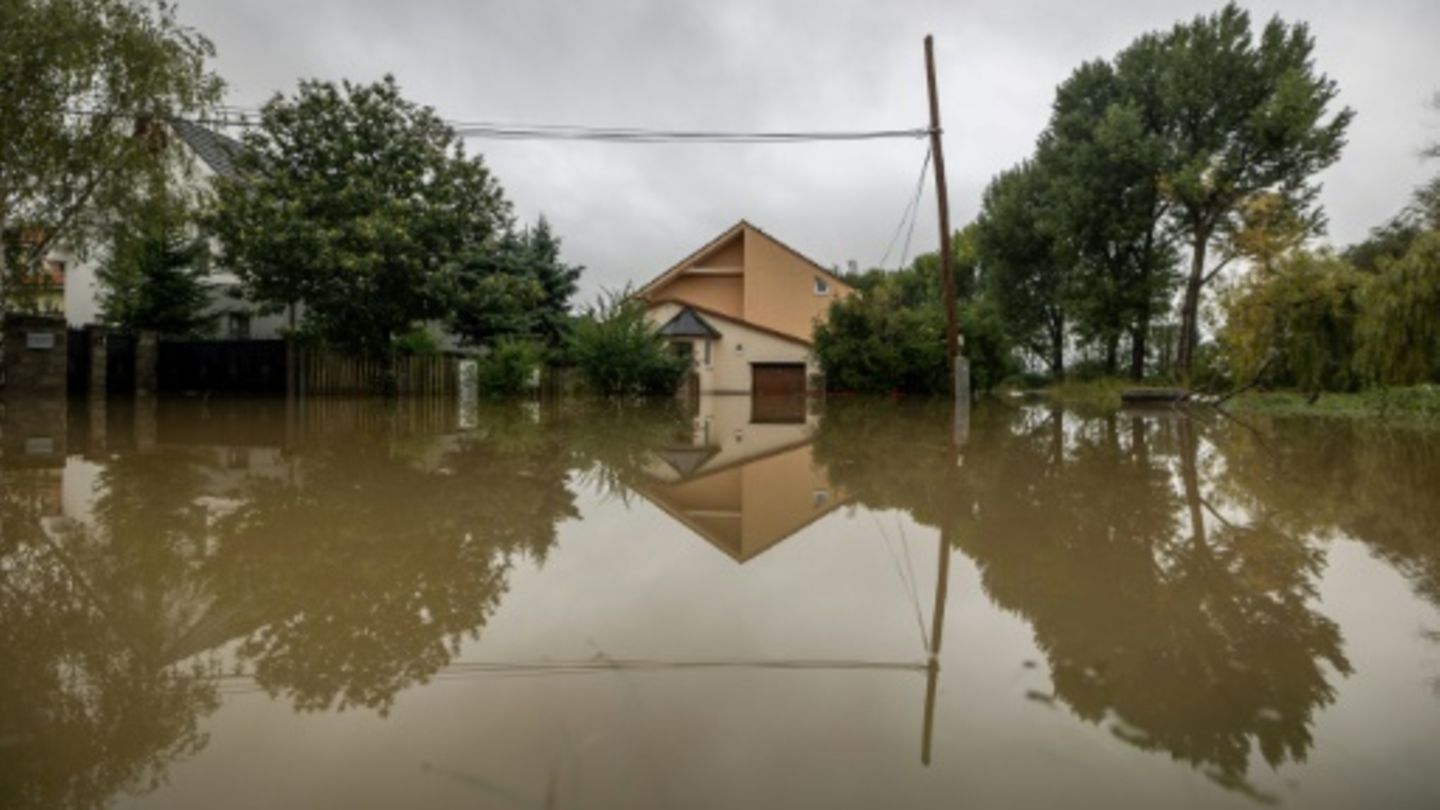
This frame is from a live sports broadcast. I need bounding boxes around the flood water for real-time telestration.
[2,393,1439,809]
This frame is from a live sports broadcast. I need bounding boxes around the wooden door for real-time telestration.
[751,363,806,396]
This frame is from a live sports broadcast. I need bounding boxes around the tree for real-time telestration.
[97,194,215,337]
[1160,3,1352,378]
[447,216,581,349]
[1040,48,1178,379]
[1220,250,1363,393]
[977,160,1071,377]
[0,0,221,312]
[209,76,509,355]
[1356,231,1440,385]
[567,290,688,398]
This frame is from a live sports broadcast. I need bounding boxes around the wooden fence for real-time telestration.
[296,347,459,396]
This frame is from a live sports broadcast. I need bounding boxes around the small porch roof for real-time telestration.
[657,306,722,339]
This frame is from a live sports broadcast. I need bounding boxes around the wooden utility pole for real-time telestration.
[924,34,962,397]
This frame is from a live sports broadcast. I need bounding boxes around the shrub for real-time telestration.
[815,275,1012,396]
[568,290,688,398]
[475,338,541,397]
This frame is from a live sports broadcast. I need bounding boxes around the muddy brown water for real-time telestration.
[2,394,1438,809]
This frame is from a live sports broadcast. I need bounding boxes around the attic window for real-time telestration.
[814,276,830,295]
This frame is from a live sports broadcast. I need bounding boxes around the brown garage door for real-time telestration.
[751,363,807,396]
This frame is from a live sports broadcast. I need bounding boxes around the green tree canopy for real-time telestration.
[1160,3,1352,377]
[209,75,510,354]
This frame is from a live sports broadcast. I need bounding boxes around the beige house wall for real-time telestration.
[740,226,849,342]
[646,301,816,394]
[656,273,743,320]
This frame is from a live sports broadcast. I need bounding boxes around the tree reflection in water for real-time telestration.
[816,399,1354,800]
[0,397,671,808]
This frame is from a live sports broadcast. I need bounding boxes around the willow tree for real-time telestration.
[1159,3,1352,379]
[1356,232,1440,385]
[0,0,221,311]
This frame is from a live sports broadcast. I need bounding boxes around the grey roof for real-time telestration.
[169,117,247,179]
[658,306,721,339]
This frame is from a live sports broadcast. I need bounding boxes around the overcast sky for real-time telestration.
[176,0,1440,298]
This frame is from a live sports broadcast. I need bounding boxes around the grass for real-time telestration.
[1027,378,1440,426]
[1226,385,1440,424]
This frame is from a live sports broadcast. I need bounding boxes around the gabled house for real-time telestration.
[59,118,287,339]
[638,221,855,395]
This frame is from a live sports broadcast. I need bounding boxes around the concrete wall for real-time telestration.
[646,301,816,394]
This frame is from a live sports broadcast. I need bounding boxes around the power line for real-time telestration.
[877,145,931,271]
[447,123,931,143]
[64,105,931,143]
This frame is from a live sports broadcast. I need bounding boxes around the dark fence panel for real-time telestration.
[158,339,288,394]
[67,328,90,395]
[106,333,135,394]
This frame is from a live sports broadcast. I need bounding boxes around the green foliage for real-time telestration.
[447,217,580,348]
[568,290,688,398]
[977,161,1069,376]
[391,326,440,356]
[1356,231,1440,385]
[97,195,215,337]
[1220,251,1363,392]
[0,0,222,310]
[814,254,1012,396]
[209,75,510,355]
[815,282,948,394]
[1159,3,1353,375]
[475,339,541,397]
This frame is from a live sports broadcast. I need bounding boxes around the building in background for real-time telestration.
[637,221,855,395]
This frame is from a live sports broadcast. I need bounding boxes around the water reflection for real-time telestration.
[633,395,846,563]
[1,393,1439,807]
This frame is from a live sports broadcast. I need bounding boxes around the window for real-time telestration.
[670,341,694,364]
[227,313,252,340]
[814,276,830,295]
[703,340,712,366]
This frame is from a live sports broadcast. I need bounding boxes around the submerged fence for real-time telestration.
[296,347,459,396]
[46,328,463,398]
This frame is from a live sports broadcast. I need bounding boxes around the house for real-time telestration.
[59,118,288,339]
[633,394,847,563]
[637,221,855,395]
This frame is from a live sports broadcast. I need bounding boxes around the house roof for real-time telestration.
[169,118,247,179]
[657,306,722,339]
[636,220,854,301]
[647,298,814,348]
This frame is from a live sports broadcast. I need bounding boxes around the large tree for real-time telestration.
[209,75,510,355]
[977,159,1072,377]
[1160,3,1352,378]
[0,0,220,312]
[1041,47,1178,379]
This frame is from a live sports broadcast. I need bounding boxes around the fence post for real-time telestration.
[135,331,158,396]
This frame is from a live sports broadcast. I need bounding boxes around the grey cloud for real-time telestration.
[178,0,1440,298]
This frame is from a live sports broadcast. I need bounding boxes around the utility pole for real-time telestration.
[924,34,965,400]
[920,36,965,768]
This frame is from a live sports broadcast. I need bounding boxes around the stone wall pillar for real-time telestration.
[135,330,158,395]
[1,314,68,396]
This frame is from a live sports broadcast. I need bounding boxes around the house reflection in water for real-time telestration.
[634,394,846,562]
